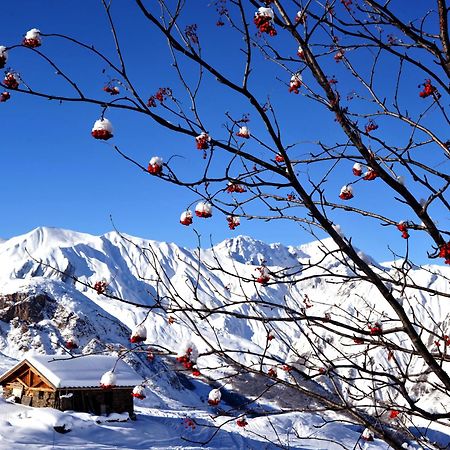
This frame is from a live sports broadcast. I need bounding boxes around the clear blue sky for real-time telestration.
[0,1,447,264]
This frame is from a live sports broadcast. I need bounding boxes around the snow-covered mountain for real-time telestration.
[0,227,449,449]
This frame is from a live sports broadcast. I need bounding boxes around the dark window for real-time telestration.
[38,391,44,399]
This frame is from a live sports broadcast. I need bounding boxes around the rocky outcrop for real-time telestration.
[0,292,56,323]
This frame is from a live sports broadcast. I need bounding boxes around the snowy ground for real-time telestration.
[0,398,390,450]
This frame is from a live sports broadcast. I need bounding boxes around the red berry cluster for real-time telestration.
[267,368,277,378]
[389,409,399,419]
[103,84,120,95]
[256,266,270,284]
[275,154,284,163]
[334,49,345,62]
[396,222,409,239]
[0,91,10,102]
[65,340,78,350]
[183,417,196,430]
[236,417,248,427]
[93,280,108,294]
[180,216,193,226]
[254,15,277,36]
[282,364,292,372]
[363,168,378,181]
[176,348,200,376]
[91,129,112,140]
[227,216,240,230]
[438,242,450,264]
[289,79,302,94]
[353,337,364,344]
[146,348,155,361]
[132,391,145,400]
[339,188,353,200]
[419,79,437,98]
[3,73,19,89]
[196,133,210,150]
[365,120,378,133]
[215,0,228,26]
[130,334,146,344]
[147,87,172,107]
[22,38,41,48]
[226,183,246,193]
[185,24,199,44]
[147,163,163,175]
[369,323,382,336]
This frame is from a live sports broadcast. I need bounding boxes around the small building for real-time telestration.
[0,354,143,415]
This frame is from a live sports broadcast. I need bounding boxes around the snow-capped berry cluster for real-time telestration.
[339,185,353,200]
[103,83,120,95]
[396,221,409,239]
[91,118,113,140]
[147,156,163,175]
[147,87,172,107]
[207,388,221,406]
[65,336,79,350]
[369,322,382,335]
[438,242,450,264]
[267,330,275,341]
[352,162,362,176]
[365,120,378,133]
[130,323,147,344]
[0,46,8,69]
[254,7,277,36]
[3,72,19,90]
[100,370,117,389]
[419,79,437,98]
[256,265,270,284]
[236,126,250,139]
[297,45,305,59]
[0,92,10,103]
[176,342,200,376]
[195,201,213,218]
[227,216,240,230]
[295,10,306,24]
[93,280,108,294]
[22,28,42,48]
[275,154,285,163]
[334,49,345,62]
[289,73,302,94]
[195,132,211,150]
[363,167,378,181]
[361,428,374,441]
[226,182,246,193]
[180,210,193,226]
[236,416,248,427]
[132,385,146,400]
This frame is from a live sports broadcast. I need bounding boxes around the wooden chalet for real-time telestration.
[0,355,143,415]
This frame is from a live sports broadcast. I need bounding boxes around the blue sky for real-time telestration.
[0,1,447,264]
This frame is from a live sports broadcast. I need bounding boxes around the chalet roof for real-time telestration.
[0,354,143,389]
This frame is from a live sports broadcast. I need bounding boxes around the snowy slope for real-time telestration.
[0,227,448,449]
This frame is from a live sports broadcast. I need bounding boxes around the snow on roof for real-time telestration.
[25,355,142,388]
